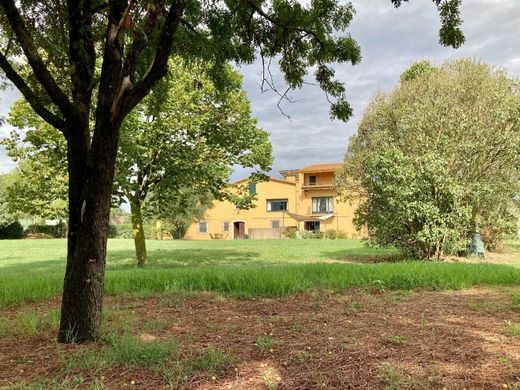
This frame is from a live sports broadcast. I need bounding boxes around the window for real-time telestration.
[271,220,280,229]
[312,196,333,213]
[248,182,257,195]
[223,221,230,232]
[267,199,288,212]
[308,175,317,186]
[199,221,208,233]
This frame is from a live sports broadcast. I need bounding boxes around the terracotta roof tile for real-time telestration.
[298,163,343,173]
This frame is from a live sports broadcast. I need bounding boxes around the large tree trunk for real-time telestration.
[58,122,120,343]
[130,199,148,267]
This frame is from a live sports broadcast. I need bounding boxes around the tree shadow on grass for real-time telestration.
[107,248,262,270]
[323,248,408,263]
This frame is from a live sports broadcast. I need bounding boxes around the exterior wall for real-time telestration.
[185,179,299,240]
[185,165,364,240]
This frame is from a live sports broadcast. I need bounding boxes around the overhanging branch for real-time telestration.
[0,0,77,122]
[0,53,67,133]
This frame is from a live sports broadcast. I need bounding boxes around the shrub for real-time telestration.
[0,221,24,239]
[24,222,67,238]
[326,229,337,239]
[337,230,348,239]
[107,223,157,239]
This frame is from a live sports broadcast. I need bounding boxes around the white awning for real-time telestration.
[285,212,335,222]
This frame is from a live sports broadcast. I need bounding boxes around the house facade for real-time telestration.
[185,163,363,240]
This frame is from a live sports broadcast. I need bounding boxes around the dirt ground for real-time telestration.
[2,288,520,389]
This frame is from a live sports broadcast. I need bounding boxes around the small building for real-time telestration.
[185,163,363,240]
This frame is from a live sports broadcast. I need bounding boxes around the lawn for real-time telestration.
[2,238,520,389]
[1,238,520,307]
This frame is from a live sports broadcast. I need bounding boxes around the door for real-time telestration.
[304,221,320,231]
[234,221,245,239]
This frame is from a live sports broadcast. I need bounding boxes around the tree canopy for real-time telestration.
[337,59,520,258]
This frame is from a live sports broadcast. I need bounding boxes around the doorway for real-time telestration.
[234,221,245,239]
[304,221,320,231]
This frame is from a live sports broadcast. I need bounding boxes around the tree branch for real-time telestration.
[0,52,67,132]
[0,0,77,122]
[67,0,96,128]
[120,0,185,118]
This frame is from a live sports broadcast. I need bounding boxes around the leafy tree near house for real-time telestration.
[0,0,464,343]
[2,59,271,266]
[150,187,214,240]
[337,59,520,259]
[114,60,272,266]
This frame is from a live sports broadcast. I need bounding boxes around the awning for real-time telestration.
[285,212,335,222]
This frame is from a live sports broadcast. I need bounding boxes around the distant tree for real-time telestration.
[0,173,15,224]
[337,59,520,258]
[114,60,272,266]
[149,187,214,240]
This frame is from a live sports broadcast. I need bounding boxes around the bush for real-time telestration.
[24,222,67,238]
[0,221,24,239]
[284,227,298,239]
[326,229,337,239]
[108,223,157,239]
[301,230,324,239]
[337,230,348,239]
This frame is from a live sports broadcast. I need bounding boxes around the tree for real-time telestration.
[0,172,15,224]
[115,60,272,266]
[337,59,520,258]
[2,58,271,265]
[0,0,464,343]
[150,187,214,240]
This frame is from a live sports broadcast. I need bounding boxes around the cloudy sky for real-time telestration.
[1,0,519,180]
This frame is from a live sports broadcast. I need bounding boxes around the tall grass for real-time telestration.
[3,261,520,307]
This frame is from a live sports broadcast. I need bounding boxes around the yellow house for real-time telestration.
[185,163,362,240]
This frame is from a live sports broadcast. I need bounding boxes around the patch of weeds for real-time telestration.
[102,309,138,335]
[159,291,198,308]
[369,279,387,293]
[206,322,223,331]
[389,290,413,302]
[104,333,179,368]
[115,302,143,310]
[384,335,408,345]
[505,321,520,337]
[142,319,169,332]
[470,301,509,314]
[512,293,520,312]
[256,335,277,351]
[347,300,362,313]
[380,364,414,390]
[263,367,280,390]
[341,337,357,350]
[291,323,304,332]
[191,347,234,374]
[159,347,233,389]
[59,347,107,374]
[293,351,313,364]
[0,316,10,338]
[8,308,61,337]
[9,375,87,389]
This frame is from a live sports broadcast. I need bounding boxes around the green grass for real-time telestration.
[256,335,277,351]
[504,321,520,337]
[384,335,408,345]
[1,239,520,307]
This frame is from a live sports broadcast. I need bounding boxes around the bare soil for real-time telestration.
[2,288,520,389]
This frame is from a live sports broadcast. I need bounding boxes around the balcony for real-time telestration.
[301,182,335,190]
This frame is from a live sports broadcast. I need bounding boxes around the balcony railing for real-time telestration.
[301,182,334,190]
